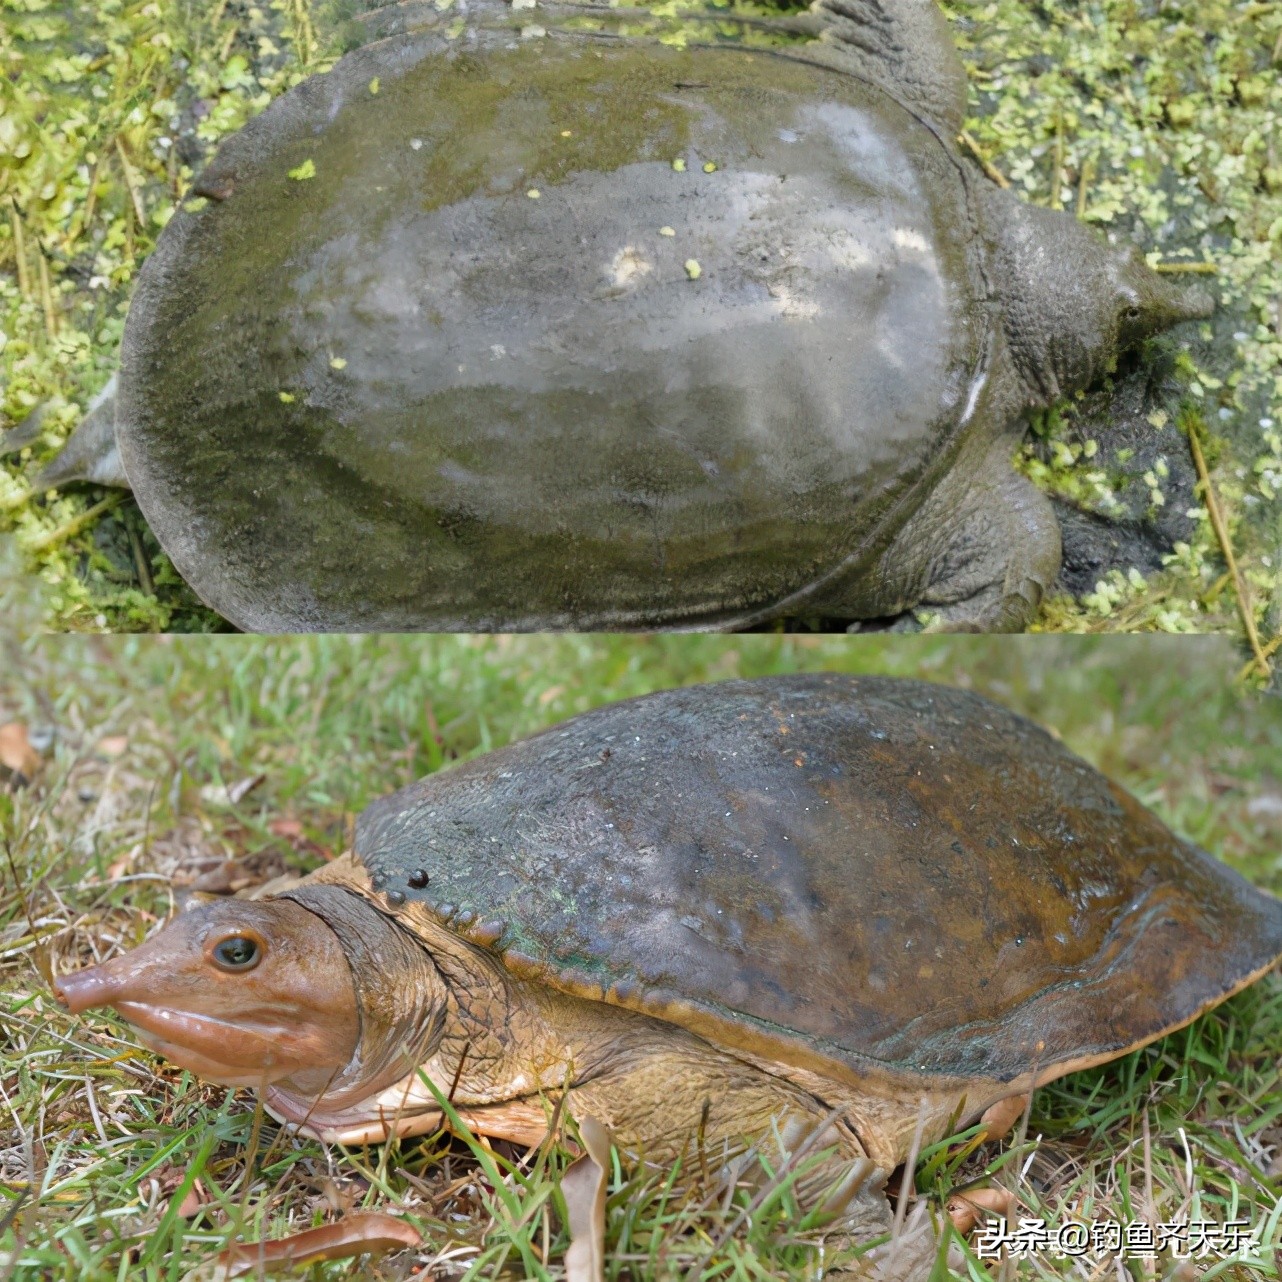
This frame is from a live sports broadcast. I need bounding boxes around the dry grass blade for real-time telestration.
[892,1100,929,1240]
[23,494,126,554]
[5,197,31,300]
[957,130,1011,187]
[1186,425,1271,678]
[1152,261,1219,274]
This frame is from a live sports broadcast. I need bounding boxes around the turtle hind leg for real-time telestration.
[807,0,970,139]
[34,374,129,491]
[827,1200,965,1280]
[921,459,1061,633]
[563,1028,899,1245]
[862,434,1062,633]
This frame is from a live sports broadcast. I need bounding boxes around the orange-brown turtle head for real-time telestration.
[55,897,362,1094]
[55,883,453,1131]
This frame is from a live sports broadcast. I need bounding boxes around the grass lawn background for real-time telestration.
[2,614,1281,1277]
[0,0,1280,637]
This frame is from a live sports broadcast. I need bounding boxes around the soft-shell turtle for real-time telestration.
[55,675,1282,1253]
[44,0,1212,632]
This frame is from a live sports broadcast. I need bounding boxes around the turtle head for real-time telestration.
[55,897,361,1095]
[983,186,1214,404]
[56,884,451,1126]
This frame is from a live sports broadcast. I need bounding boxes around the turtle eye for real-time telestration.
[1117,291,1142,325]
[211,934,262,972]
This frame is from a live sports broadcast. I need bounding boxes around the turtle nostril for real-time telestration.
[54,964,122,1014]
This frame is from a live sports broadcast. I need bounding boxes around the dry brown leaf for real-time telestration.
[269,816,334,861]
[188,849,289,895]
[199,773,265,808]
[142,1168,209,1219]
[105,844,141,882]
[177,1180,210,1219]
[216,1212,422,1277]
[96,735,129,759]
[226,773,265,805]
[0,721,40,782]
[562,1116,612,1282]
[238,870,307,900]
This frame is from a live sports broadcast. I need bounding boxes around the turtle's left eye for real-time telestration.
[211,935,262,972]
[1117,291,1142,325]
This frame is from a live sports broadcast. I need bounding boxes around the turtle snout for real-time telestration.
[54,959,130,1014]
[1166,282,1215,323]
[1133,270,1216,336]
[1188,287,1215,320]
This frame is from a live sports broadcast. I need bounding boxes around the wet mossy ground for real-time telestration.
[0,0,1279,641]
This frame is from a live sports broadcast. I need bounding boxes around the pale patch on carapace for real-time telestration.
[892,227,932,256]
[767,283,821,321]
[609,246,653,289]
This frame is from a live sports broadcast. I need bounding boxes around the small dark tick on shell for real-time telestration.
[408,869,430,888]
[387,889,406,906]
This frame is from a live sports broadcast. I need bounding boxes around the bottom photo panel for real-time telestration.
[1,635,1280,1281]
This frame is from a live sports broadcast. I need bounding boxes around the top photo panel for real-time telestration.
[1,0,1279,638]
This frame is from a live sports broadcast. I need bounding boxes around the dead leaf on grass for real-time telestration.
[142,1168,210,1219]
[212,1211,422,1277]
[199,773,266,808]
[186,848,289,895]
[0,722,41,783]
[105,843,142,881]
[562,1115,612,1282]
[269,816,335,861]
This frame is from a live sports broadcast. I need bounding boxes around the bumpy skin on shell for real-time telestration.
[355,674,1282,1088]
[115,2,994,631]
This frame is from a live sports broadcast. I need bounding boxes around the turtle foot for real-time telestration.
[827,1201,963,1281]
[34,374,129,491]
[829,434,1062,633]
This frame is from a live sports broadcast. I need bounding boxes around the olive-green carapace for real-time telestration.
[48,1,1211,631]
[56,676,1282,1255]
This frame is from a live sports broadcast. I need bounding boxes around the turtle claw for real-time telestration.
[829,1202,961,1281]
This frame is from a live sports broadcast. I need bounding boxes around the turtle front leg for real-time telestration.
[34,373,130,491]
[859,432,1061,633]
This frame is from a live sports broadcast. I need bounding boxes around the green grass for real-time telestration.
[0,0,1280,636]
[2,627,1280,1278]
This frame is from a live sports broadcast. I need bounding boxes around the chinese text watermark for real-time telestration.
[974,1217,1258,1260]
